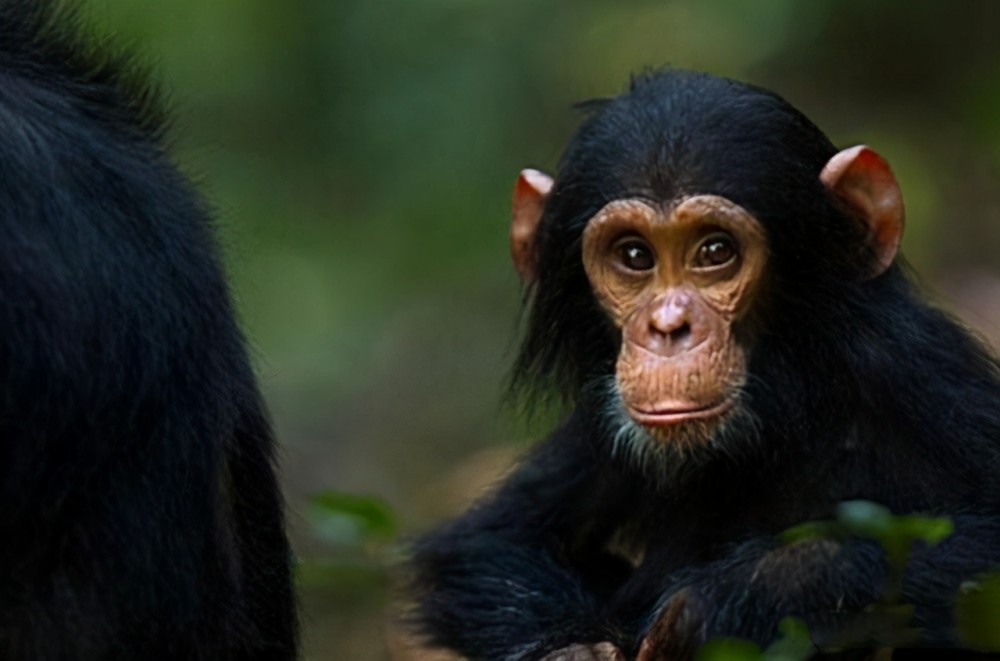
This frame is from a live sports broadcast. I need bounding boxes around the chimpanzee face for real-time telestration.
[581,195,768,447]
[511,140,902,455]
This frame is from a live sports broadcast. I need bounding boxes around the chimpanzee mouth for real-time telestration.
[628,398,734,426]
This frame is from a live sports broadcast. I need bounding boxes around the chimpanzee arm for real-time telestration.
[411,412,634,660]
[634,515,1000,656]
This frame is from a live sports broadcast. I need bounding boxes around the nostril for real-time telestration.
[669,323,692,346]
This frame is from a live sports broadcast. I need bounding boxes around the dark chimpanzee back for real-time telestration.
[0,1,297,658]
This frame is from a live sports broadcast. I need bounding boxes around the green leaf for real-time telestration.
[836,500,893,539]
[891,515,954,546]
[696,638,764,661]
[307,490,398,547]
[956,573,1000,651]
[781,521,840,545]
[762,618,814,661]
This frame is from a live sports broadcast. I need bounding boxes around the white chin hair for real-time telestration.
[595,376,760,478]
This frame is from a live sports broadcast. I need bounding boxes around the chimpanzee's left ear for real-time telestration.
[510,168,554,283]
[820,145,905,278]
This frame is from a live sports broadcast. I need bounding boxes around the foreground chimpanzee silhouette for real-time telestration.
[0,2,297,658]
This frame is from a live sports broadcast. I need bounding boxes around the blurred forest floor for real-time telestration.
[84,1,1000,658]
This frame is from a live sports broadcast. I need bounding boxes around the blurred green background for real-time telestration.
[85,1,1000,658]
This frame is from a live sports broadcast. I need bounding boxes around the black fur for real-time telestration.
[0,1,297,658]
[411,69,1000,659]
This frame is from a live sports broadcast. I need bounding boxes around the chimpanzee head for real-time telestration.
[510,70,904,458]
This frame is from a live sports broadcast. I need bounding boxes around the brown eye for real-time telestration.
[616,240,655,271]
[693,233,737,269]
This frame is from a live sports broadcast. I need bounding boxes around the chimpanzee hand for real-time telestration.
[635,589,705,661]
[540,642,625,661]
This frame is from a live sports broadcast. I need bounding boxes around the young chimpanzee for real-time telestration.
[0,1,296,659]
[411,69,1000,659]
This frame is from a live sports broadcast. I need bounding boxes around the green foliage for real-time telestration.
[297,491,398,595]
[834,501,953,566]
[307,490,399,547]
[697,638,765,661]
[763,618,815,661]
[955,573,1000,652]
[696,618,814,661]
[783,501,953,551]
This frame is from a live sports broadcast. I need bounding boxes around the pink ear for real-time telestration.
[510,168,554,282]
[820,145,905,278]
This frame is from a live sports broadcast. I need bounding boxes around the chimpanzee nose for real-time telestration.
[645,291,699,356]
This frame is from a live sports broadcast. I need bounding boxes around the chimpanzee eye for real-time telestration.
[616,240,655,271]
[693,233,737,269]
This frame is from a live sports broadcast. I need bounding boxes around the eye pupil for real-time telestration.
[619,242,654,271]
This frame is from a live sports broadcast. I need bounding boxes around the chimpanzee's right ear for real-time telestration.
[510,168,554,283]
[820,145,904,279]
